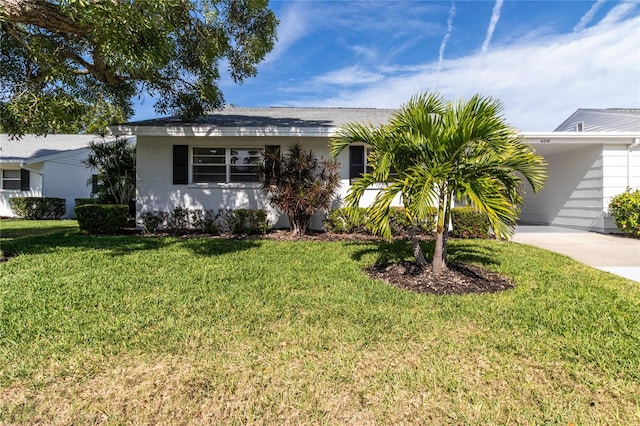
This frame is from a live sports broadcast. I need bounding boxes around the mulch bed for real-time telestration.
[364,261,513,295]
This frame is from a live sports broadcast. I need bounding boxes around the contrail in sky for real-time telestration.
[481,0,504,53]
[438,1,456,71]
[574,0,606,32]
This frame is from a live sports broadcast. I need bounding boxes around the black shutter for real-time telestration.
[349,146,365,183]
[264,145,280,177]
[20,169,30,191]
[91,175,99,193]
[173,145,189,185]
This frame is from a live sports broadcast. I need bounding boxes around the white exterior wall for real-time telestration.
[602,144,640,232]
[137,136,348,230]
[520,145,606,231]
[41,152,95,218]
[0,166,44,217]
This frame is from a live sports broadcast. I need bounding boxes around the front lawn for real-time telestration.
[1,220,638,424]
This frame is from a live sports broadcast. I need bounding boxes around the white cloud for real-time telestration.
[481,0,504,53]
[438,1,457,71]
[574,0,607,32]
[294,3,640,131]
[261,2,309,66]
[313,66,383,86]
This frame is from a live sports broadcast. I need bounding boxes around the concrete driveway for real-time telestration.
[512,225,640,282]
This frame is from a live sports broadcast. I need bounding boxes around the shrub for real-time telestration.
[75,204,129,234]
[261,143,339,235]
[609,188,640,237]
[190,209,222,235]
[140,211,169,235]
[166,206,191,234]
[223,209,269,235]
[450,207,490,239]
[324,208,370,234]
[388,207,437,235]
[9,197,66,219]
[74,198,99,206]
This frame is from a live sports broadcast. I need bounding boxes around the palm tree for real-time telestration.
[330,92,547,273]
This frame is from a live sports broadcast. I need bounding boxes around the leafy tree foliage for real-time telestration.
[330,92,547,273]
[261,143,340,235]
[84,137,136,206]
[0,0,278,136]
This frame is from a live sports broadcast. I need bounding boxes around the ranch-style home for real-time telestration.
[0,134,120,218]
[108,107,640,234]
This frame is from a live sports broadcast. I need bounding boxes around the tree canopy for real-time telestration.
[0,0,278,136]
[330,92,547,273]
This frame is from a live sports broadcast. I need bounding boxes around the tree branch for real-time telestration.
[0,0,90,35]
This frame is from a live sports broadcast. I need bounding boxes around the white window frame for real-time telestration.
[191,146,263,185]
[1,169,21,190]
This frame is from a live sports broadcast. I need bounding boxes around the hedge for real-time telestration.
[324,207,436,235]
[450,207,490,239]
[608,188,640,237]
[75,204,129,234]
[8,197,66,219]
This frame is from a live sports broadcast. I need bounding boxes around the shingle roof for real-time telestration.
[0,134,111,163]
[554,108,640,132]
[120,107,397,129]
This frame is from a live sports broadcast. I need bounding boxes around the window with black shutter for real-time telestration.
[20,169,30,191]
[264,145,280,179]
[173,145,189,184]
[349,146,365,183]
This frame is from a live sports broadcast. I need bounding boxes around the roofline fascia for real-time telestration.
[108,125,341,138]
[523,131,640,143]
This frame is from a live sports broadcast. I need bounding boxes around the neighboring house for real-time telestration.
[0,134,116,218]
[520,109,640,233]
[109,107,640,233]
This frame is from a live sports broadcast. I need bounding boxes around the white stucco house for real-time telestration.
[0,134,118,218]
[109,107,639,233]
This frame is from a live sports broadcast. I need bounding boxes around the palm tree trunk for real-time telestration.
[433,193,447,274]
[441,194,452,265]
[408,225,427,266]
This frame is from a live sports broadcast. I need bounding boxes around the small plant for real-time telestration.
[167,206,190,234]
[450,207,490,239]
[609,188,640,237]
[261,143,339,235]
[140,211,169,235]
[9,197,66,219]
[223,209,269,235]
[190,209,222,235]
[324,208,371,234]
[75,204,129,234]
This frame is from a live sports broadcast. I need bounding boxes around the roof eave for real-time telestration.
[108,124,340,138]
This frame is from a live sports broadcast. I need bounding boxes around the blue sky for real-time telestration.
[132,0,640,131]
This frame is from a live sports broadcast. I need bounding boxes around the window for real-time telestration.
[349,146,396,184]
[2,170,22,190]
[192,147,262,184]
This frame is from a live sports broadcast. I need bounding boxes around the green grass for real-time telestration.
[1,219,639,424]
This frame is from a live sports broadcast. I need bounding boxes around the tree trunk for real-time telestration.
[408,225,427,267]
[432,193,448,274]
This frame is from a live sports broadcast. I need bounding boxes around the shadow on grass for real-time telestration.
[2,230,261,259]
[349,238,502,267]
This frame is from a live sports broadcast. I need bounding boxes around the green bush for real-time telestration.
[450,207,490,239]
[140,211,169,235]
[74,198,99,206]
[325,207,436,235]
[190,209,222,235]
[75,204,129,234]
[9,197,66,219]
[609,188,640,237]
[324,208,371,234]
[223,209,269,235]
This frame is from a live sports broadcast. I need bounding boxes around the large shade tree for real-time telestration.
[0,0,278,136]
[330,92,547,273]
